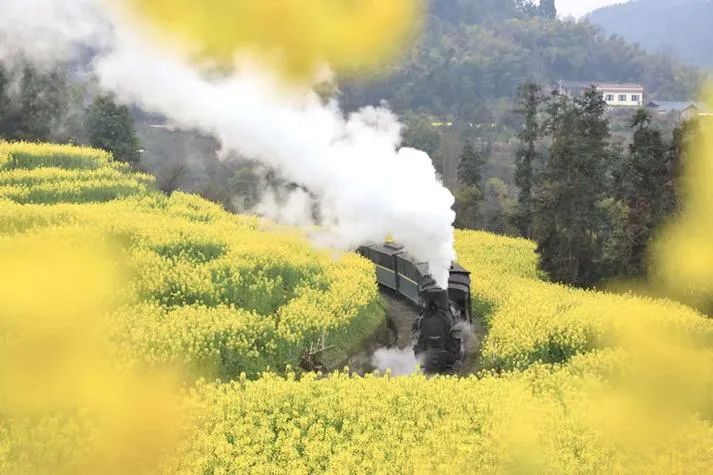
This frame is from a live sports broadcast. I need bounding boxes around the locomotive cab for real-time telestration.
[447,264,472,324]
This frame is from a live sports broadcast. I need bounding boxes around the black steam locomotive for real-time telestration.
[357,242,472,373]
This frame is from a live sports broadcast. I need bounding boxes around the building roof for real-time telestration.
[556,80,644,91]
[645,101,709,113]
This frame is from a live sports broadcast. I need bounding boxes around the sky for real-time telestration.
[555,0,630,19]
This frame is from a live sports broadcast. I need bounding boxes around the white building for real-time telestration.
[555,80,644,107]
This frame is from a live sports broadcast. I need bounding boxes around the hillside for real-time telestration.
[2,142,713,472]
[587,0,713,69]
[337,0,708,121]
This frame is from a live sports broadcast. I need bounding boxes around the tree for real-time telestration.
[453,140,486,229]
[230,162,264,211]
[533,87,611,287]
[613,108,669,277]
[22,66,67,142]
[668,116,700,212]
[453,185,481,229]
[480,177,517,235]
[0,62,68,142]
[50,80,91,145]
[86,93,141,164]
[512,81,545,238]
[538,0,556,19]
[456,140,485,187]
[401,113,442,159]
[0,65,12,138]
[515,0,539,17]
[155,160,189,195]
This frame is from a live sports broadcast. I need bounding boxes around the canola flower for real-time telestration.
[162,364,713,474]
[0,236,184,475]
[0,140,381,382]
[3,136,713,473]
[651,90,713,310]
[452,224,713,374]
[119,0,423,83]
[0,140,383,471]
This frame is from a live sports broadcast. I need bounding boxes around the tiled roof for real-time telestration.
[645,101,709,113]
[556,80,644,91]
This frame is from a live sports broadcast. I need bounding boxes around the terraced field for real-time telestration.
[2,141,712,474]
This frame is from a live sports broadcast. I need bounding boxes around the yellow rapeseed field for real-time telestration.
[1,134,713,473]
[0,140,381,382]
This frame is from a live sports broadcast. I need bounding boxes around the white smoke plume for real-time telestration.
[371,347,424,377]
[254,187,316,228]
[0,0,456,287]
[0,0,111,65]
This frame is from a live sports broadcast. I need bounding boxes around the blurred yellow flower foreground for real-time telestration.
[1,99,713,475]
[651,88,713,310]
[119,0,423,84]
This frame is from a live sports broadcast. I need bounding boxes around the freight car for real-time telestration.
[356,242,472,373]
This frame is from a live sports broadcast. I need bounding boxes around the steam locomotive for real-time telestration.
[356,242,472,373]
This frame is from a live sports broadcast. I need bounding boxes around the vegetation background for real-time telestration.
[0,0,710,302]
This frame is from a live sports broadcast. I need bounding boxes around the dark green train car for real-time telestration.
[357,242,472,321]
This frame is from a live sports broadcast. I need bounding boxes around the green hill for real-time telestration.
[337,0,708,121]
[588,0,713,70]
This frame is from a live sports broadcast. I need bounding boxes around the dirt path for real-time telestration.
[335,290,417,374]
[381,291,420,349]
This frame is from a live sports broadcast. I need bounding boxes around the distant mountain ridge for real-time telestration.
[587,0,713,69]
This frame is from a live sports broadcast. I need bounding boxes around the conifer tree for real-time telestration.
[513,81,544,238]
[0,63,67,142]
[457,140,484,187]
[538,0,556,19]
[454,140,485,229]
[616,109,668,276]
[668,117,700,212]
[533,86,611,287]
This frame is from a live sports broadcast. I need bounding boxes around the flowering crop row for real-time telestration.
[3,140,713,473]
[0,141,381,380]
[0,141,115,170]
[161,358,713,474]
[0,142,154,204]
[454,229,713,372]
[158,217,713,473]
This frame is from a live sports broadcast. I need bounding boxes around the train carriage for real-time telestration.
[357,243,401,291]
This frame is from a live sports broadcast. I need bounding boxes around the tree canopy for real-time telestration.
[337,0,708,121]
[588,0,713,69]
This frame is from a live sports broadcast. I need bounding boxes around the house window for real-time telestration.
[618,94,627,102]
[631,94,640,102]
[605,94,615,101]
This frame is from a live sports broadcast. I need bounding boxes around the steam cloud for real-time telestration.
[0,0,456,287]
[371,347,423,377]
